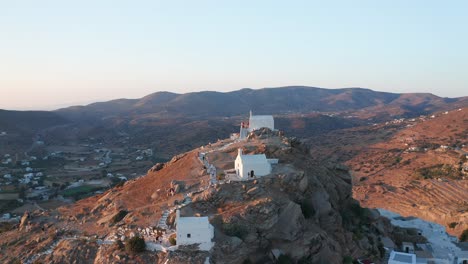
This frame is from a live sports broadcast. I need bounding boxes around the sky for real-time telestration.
[0,0,467,110]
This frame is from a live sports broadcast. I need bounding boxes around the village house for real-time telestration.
[175,210,214,250]
[402,242,415,253]
[234,149,275,180]
[239,111,274,139]
[388,251,416,264]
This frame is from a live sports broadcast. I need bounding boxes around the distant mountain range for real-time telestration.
[55,86,468,120]
[1,86,467,160]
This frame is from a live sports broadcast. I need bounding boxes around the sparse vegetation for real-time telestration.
[111,210,128,224]
[350,203,369,222]
[114,240,124,249]
[125,236,146,254]
[448,222,458,229]
[460,228,468,242]
[217,172,225,180]
[415,164,461,180]
[0,222,14,234]
[62,185,102,199]
[0,199,22,214]
[169,235,177,245]
[394,156,402,165]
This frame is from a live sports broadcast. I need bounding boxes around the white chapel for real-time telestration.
[234,148,273,180]
[239,111,274,139]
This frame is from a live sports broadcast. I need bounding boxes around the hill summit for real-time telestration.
[1,128,419,263]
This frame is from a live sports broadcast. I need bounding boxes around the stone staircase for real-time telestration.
[157,210,170,229]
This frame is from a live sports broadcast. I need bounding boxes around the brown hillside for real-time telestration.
[348,108,468,236]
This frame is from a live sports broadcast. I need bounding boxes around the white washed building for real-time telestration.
[389,251,416,264]
[235,149,272,180]
[239,111,274,139]
[176,210,214,250]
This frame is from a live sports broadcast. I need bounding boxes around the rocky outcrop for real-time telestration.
[170,180,186,193]
[187,133,388,263]
[18,211,29,231]
[148,163,165,173]
[266,201,304,241]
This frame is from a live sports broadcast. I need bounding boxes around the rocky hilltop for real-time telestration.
[1,129,409,263]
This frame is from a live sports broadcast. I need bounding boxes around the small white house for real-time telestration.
[388,251,416,264]
[176,210,214,250]
[235,149,272,180]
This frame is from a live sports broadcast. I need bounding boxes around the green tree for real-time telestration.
[125,236,146,254]
[460,228,468,242]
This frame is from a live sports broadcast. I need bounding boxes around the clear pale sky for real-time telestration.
[1,1,467,110]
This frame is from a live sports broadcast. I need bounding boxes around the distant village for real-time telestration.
[0,135,158,223]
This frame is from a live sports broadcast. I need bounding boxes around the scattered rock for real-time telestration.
[171,180,186,193]
[148,163,165,173]
[170,153,186,164]
[246,187,261,196]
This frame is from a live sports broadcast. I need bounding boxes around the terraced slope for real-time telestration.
[350,108,468,236]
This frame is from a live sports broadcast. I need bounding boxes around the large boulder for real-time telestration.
[170,180,186,193]
[267,201,304,241]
